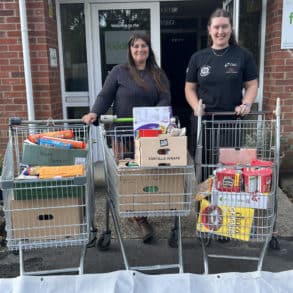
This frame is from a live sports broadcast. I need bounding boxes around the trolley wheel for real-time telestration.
[97,230,111,251]
[86,227,98,248]
[168,228,178,248]
[269,236,280,250]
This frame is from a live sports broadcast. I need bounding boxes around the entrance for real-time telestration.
[160,1,219,130]
[90,3,160,102]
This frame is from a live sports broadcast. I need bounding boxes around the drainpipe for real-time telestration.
[258,0,267,111]
[19,0,35,120]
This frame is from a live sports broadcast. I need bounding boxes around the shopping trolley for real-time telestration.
[194,99,281,274]
[0,118,93,275]
[96,115,195,273]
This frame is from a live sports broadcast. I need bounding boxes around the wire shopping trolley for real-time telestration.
[96,115,195,273]
[0,118,93,275]
[194,99,281,274]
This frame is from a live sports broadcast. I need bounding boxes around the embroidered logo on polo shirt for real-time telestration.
[224,62,238,74]
[200,65,211,77]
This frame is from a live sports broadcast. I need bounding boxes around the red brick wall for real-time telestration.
[264,0,293,172]
[0,0,61,154]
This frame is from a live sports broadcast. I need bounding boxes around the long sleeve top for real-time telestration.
[91,64,171,118]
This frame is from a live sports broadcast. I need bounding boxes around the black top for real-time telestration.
[185,45,258,111]
[91,64,171,118]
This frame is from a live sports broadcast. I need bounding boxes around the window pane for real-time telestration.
[98,9,150,82]
[67,107,89,119]
[60,4,88,91]
[239,0,261,69]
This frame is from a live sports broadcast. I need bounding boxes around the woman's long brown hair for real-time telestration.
[127,32,169,93]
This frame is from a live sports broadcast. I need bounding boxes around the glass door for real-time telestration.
[91,3,160,99]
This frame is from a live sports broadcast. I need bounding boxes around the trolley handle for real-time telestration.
[100,115,133,124]
[9,117,84,126]
[201,111,267,117]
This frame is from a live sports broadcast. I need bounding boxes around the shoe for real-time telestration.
[129,217,154,244]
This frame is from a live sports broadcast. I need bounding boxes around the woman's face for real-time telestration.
[208,16,232,49]
[130,38,149,68]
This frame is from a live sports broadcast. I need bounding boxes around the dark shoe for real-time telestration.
[130,217,154,244]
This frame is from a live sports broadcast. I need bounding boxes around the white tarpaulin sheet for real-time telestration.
[0,270,293,293]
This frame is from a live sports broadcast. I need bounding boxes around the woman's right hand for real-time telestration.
[82,112,97,125]
[194,99,206,117]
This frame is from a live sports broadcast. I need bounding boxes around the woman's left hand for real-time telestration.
[235,103,251,115]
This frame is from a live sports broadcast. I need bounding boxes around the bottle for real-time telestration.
[166,117,177,134]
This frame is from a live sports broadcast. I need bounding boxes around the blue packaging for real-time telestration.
[38,138,72,149]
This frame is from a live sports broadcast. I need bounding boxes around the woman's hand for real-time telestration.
[194,99,206,117]
[235,103,252,115]
[82,112,98,125]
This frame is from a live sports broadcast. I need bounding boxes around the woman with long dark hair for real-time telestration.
[83,32,171,243]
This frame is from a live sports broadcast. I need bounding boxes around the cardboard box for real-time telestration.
[118,167,186,212]
[196,199,254,241]
[135,135,187,167]
[13,179,85,200]
[22,143,87,166]
[211,189,271,210]
[10,197,83,240]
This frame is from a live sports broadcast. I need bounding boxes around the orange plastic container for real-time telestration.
[28,130,74,144]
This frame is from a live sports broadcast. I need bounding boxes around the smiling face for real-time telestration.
[130,38,149,69]
[208,16,232,49]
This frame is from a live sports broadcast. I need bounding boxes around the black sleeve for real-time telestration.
[185,53,198,83]
[90,66,119,117]
[156,71,171,106]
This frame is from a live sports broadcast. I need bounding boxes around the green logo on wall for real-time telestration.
[290,12,293,24]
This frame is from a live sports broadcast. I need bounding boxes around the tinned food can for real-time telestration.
[242,168,258,193]
[215,168,242,192]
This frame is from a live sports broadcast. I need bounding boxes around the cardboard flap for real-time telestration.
[219,148,257,165]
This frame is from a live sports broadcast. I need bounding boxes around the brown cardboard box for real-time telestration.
[135,135,187,167]
[10,197,82,240]
[118,167,186,212]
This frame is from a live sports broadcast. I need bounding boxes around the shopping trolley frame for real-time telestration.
[97,118,195,273]
[194,99,281,274]
[0,118,94,275]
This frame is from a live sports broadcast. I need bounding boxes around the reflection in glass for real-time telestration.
[98,9,150,82]
[239,0,261,69]
[60,4,88,91]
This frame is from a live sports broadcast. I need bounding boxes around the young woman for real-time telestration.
[185,8,258,158]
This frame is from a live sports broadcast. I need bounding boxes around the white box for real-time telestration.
[133,106,172,137]
[211,190,271,210]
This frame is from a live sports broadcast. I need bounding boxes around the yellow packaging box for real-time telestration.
[196,199,254,241]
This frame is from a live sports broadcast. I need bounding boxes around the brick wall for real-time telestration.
[264,0,293,173]
[0,0,61,155]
